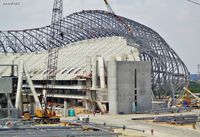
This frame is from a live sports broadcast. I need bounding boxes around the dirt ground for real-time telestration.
[86,110,200,137]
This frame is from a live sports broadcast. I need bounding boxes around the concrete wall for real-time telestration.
[107,61,118,114]
[136,62,152,112]
[108,61,152,114]
[0,77,13,93]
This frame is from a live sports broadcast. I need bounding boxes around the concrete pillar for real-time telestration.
[98,57,106,89]
[92,57,97,89]
[63,100,67,117]
[96,101,106,113]
[102,103,107,112]
[85,100,92,111]
[86,90,92,100]
[86,56,92,75]
[24,63,42,110]
[6,93,13,109]
[85,100,88,110]
[108,61,118,114]
[7,93,11,118]
[42,89,47,103]
[91,101,96,112]
[15,60,23,111]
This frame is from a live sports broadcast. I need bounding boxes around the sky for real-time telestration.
[0,0,199,73]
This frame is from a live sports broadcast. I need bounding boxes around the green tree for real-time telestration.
[189,81,200,93]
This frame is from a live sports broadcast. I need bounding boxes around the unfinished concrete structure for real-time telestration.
[0,37,147,113]
[108,61,152,114]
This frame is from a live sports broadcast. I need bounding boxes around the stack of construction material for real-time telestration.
[153,115,198,125]
[152,107,192,114]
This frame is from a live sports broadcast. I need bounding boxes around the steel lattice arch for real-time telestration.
[0,10,189,97]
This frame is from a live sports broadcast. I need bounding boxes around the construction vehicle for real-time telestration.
[176,87,200,108]
[34,108,60,124]
[21,0,63,124]
[33,0,63,124]
[183,87,200,108]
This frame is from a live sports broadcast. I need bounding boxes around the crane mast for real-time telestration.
[45,0,63,104]
[51,0,63,32]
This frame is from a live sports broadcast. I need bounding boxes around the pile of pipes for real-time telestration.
[153,115,198,125]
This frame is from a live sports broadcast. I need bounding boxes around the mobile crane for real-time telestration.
[34,0,63,123]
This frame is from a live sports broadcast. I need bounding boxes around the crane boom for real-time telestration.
[104,0,115,14]
[103,0,133,33]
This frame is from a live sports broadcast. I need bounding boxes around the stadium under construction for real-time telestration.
[0,1,189,116]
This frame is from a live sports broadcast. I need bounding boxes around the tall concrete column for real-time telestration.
[15,60,23,111]
[98,57,106,89]
[85,100,92,111]
[86,56,92,75]
[92,57,97,89]
[63,100,67,117]
[24,64,42,110]
[42,89,47,104]
[7,93,11,117]
[91,101,96,112]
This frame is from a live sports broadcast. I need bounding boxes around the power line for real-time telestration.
[186,0,200,6]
